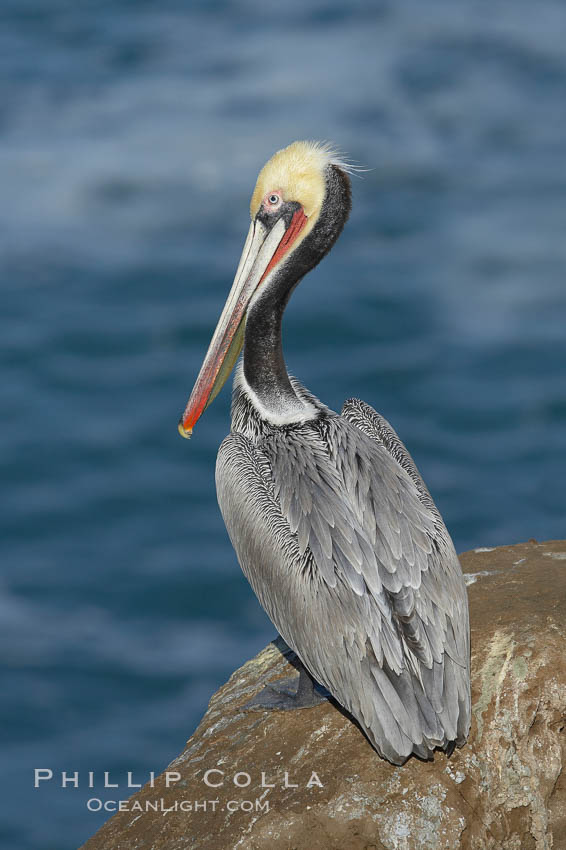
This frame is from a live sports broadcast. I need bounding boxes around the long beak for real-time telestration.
[178,209,307,438]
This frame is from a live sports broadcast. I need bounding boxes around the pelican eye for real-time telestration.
[268,194,280,205]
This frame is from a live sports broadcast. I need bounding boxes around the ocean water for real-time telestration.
[2,1,566,847]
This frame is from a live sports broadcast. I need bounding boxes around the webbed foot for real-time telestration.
[244,664,329,711]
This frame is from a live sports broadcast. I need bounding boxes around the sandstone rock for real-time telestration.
[81,540,566,850]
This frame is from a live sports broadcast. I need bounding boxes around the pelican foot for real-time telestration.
[243,668,329,711]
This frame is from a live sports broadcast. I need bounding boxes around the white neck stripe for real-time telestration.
[235,366,318,427]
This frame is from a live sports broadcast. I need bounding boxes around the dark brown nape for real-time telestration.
[243,166,352,415]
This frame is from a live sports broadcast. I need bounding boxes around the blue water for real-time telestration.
[3,1,566,847]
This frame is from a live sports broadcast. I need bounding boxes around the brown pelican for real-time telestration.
[179,141,470,764]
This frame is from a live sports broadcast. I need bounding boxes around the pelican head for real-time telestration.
[179,140,352,438]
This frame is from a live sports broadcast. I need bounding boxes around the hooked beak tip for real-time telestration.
[178,419,193,440]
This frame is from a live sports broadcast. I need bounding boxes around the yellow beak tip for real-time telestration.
[178,420,193,440]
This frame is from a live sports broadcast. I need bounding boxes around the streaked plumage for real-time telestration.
[180,141,471,764]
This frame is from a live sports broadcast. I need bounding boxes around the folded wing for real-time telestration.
[216,400,470,763]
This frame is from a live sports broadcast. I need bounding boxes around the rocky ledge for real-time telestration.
[81,540,566,850]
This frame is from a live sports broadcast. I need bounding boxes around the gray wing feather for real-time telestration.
[216,400,470,764]
[340,398,471,740]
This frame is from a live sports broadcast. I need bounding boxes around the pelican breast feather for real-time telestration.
[216,398,470,764]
